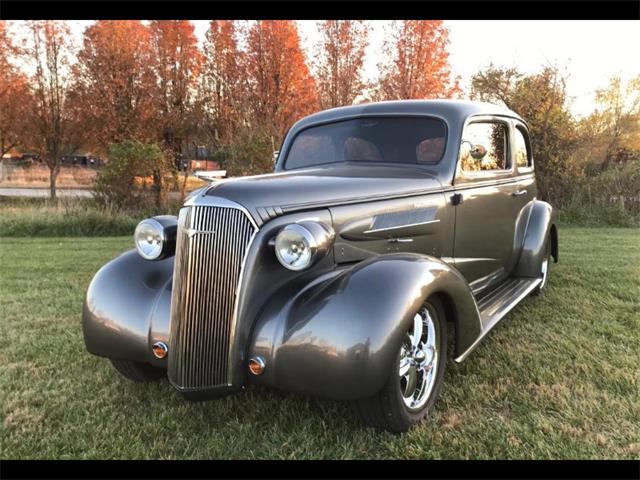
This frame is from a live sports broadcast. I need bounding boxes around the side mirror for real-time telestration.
[461,140,487,160]
[272,150,280,167]
[470,144,487,160]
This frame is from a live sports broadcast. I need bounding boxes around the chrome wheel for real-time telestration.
[399,307,439,411]
[538,240,551,291]
[540,257,549,289]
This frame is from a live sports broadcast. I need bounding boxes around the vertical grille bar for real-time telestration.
[168,205,256,390]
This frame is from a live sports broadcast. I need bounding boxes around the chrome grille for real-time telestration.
[168,205,256,390]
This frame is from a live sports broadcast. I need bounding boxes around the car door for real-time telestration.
[451,116,522,293]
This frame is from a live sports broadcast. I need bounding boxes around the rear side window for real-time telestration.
[460,122,509,172]
[514,126,532,168]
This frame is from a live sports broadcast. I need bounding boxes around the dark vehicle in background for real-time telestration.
[83,100,558,432]
[60,154,103,167]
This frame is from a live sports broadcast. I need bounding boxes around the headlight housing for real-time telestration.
[134,216,177,260]
[274,221,334,271]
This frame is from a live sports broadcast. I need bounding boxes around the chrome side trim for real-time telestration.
[363,219,441,235]
[441,256,496,264]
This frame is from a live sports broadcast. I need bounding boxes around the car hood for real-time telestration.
[200,164,444,225]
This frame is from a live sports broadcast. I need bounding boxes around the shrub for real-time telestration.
[557,161,640,227]
[219,130,274,177]
[93,141,174,210]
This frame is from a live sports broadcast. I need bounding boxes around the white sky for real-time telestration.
[18,20,640,119]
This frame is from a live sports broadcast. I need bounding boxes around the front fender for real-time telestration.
[248,253,481,400]
[514,200,558,278]
[82,250,174,367]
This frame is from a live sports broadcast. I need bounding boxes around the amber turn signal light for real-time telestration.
[248,357,266,375]
[152,341,168,359]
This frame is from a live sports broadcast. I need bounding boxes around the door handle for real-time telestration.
[388,237,414,243]
[511,189,527,197]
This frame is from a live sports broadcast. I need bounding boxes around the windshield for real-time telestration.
[284,117,447,170]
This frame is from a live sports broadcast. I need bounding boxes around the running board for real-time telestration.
[454,277,541,363]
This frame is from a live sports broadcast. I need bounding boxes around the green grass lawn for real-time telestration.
[1,228,638,459]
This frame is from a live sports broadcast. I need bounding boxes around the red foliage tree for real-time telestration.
[314,20,369,109]
[73,21,156,151]
[377,20,460,100]
[0,21,31,158]
[149,20,202,155]
[244,20,319,140]
[199,20,244,147]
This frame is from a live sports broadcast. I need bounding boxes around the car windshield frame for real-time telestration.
[282,115,449,171]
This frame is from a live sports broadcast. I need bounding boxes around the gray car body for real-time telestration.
[83,100,558,400]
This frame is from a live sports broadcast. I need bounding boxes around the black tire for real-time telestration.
[110,359,166,383]
[355,296,447,433]
[532,237,551,296]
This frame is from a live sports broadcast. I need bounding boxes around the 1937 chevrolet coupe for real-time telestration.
[83,100,558,432]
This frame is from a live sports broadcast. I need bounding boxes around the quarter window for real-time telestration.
[514,126,532,168]
[460,122,509,172]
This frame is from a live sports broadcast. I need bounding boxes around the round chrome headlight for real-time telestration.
[134,218,166,260]
[274,222,334,271]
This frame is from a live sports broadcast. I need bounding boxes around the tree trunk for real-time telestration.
[179,161,190,204]
[49,165,59,200]
[153,169,162,209]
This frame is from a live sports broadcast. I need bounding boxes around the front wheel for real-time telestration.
[355,296,447,433]
[110,359,166,382]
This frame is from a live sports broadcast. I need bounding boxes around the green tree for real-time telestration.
[93,140,172,210]
[471,64,578,204]
[578,75,640,171]
[217,129,273,177]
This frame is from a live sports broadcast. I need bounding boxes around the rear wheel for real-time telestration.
[110,359,166,382]
[355,296,447,433]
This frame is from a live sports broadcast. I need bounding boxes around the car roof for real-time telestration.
[291,99,525,131]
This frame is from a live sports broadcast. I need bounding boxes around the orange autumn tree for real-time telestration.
[377,20,460,100]
[199,20,244,147]
[149,20,202,157]
[0,21,31,158]
[244,20,319,140]
[149,20,202,202]
[74,21,156,151]
[314,20,369,109]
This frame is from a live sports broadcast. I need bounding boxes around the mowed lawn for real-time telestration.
[1,228,638,459]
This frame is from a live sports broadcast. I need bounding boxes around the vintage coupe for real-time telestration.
[83,100,558,432]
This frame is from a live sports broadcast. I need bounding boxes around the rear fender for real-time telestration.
[514,200,558,278]
[248,253,481,400]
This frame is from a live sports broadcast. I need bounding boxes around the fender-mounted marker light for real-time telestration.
[248,357,266,375]
[152,341,168,359]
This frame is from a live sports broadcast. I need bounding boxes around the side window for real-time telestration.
[514,126,532,169]
[460,122,509,172]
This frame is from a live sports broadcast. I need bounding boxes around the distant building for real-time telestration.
[179,144,221,172]
[187,159,220,172]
